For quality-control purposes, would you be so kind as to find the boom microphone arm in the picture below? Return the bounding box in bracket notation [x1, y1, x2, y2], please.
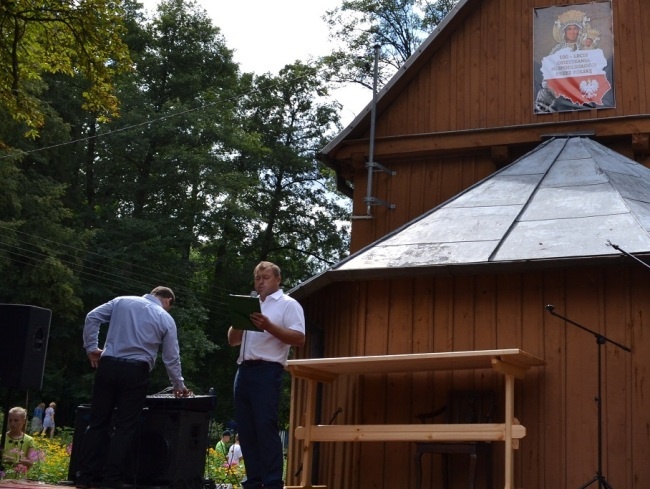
[545, 304, 630, 352]
[606, 240, 650, 272]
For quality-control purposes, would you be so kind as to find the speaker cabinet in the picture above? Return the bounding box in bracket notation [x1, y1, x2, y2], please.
[69, 405, 210, 489]
[128, 408, 210, 487]
[0, 304, 51, 390]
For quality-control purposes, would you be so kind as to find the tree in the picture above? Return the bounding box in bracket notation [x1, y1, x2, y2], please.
[74, 0, 247, 384]
[322, 0, 459, 90]
[0, 0, 353, 427]
[0, 0, 132, 137]
[0, 107, 91, 424]
[238, 61, 351, 283]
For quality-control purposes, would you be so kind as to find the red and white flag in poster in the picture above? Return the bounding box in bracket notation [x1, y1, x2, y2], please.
[542, 49, 611, 105]
[533, 3, 614, 113]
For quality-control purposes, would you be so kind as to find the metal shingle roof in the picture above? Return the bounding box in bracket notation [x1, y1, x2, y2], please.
[292, 137, 650, 297]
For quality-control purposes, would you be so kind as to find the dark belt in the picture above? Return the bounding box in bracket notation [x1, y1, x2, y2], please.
[240, 359, 280, 367]
[102, 356, 149, 369]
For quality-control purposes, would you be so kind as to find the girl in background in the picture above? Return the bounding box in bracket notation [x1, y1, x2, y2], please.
[41, 402, 56, 438]
[31, 402, 45, 434]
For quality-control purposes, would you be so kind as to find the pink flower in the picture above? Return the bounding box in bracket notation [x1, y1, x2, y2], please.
[29, 449, 46, 462]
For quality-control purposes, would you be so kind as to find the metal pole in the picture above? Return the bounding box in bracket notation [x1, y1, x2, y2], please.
[365, 44, 380, 216]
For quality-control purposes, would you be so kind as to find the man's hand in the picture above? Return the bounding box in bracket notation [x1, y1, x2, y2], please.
[174, 386, 192, 398]
[87, 349, 103, 369]
[249, 312, 271, 331]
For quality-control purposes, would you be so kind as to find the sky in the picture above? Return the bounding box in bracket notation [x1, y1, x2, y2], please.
[140, 0, 370, 126]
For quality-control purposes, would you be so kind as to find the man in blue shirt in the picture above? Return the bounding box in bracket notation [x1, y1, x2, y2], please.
[75, 286, 190, 489]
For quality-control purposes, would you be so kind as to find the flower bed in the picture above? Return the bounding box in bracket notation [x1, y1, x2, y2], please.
[1, 433, 247, 488]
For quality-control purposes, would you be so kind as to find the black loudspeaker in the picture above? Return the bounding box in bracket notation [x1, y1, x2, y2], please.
[69, 405, 210, 489]
[0, 304, 51, 390]
[68, 405, 92, 481]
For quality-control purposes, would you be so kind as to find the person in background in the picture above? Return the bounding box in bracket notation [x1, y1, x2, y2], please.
[3, 406, 37, 470]
[31, 403, 45, 434]
[226, 434, 243, 467]
[215, 430, 232, 459]
[227, 261, 306, 489]
[40, 402, 56, 438]
[75, 286, 190, 489]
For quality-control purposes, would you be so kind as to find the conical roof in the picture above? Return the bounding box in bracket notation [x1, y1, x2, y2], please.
[293, 137, 650, 297]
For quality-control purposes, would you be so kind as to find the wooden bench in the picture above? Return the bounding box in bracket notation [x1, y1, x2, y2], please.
[294, 422, 525, 443]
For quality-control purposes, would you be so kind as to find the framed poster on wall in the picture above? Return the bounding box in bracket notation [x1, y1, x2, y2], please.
[533, 2, 614, 114]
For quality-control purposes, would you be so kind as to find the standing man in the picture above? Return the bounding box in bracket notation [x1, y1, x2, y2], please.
[228, 262, 305, 489]
[75, 286, 190, 489]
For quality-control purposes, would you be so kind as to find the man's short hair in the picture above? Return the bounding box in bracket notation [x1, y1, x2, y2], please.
[254, 261, 281, 278]
[151, 286, 175, 303]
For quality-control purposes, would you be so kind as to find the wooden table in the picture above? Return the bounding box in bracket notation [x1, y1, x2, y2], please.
[285, 349, 545, 489]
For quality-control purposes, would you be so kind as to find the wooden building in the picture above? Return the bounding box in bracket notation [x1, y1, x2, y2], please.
[284, 0, 650, 488]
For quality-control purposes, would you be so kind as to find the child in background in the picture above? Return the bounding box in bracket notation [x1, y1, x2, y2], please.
[41, 402, 56, 438]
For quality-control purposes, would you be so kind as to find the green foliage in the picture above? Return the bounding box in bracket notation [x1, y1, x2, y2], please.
[237, 61, 350, 281]
[322, 0, 459, 90]
[0, 0, 351, 430]
[205, 447, 246, 487]
[0, 0, 133, 136]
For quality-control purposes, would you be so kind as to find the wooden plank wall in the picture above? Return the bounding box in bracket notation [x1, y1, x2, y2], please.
[286, 265, 650, 489]
[376, 0, 650, 136]
[304, 0, 650, 487]
[349, 154, 498, 252]
[349, 0, 650, 252]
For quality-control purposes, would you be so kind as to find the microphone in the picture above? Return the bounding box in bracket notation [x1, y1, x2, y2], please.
[545, 304, 555, 312]
[250, 291, 259, 298]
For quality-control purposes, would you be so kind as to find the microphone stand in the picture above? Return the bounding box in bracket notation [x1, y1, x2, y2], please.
[545, 305, 631, 489]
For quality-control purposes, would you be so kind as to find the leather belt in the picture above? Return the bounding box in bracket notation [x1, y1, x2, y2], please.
[241, 360, 279, 367]
[103, 356, 148, 369]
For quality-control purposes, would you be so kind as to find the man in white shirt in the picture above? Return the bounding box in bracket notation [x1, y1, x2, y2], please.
[227, 262, 305, 489]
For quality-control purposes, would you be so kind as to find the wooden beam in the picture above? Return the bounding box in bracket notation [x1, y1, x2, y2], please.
[325, 115, 650, 165]
[491, 145, 510, 167]
[632, 132, 650, 156]
[491, 358, 528, 380]
[287, 365, 338, 383]
[294, 423, 526, 443]
[285, 486, 328, 489]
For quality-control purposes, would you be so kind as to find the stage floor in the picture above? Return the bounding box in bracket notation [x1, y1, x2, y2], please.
[0, 482, 234, 489]
[0, 481, 66, 489]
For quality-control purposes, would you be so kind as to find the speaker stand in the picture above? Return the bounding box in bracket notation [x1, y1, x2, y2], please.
[0, 388, 15, 472]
